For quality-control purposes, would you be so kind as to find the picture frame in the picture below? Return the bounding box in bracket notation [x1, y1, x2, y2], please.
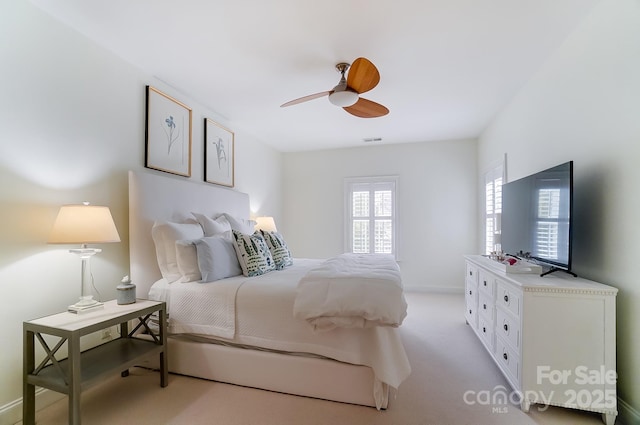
[145, 85, 192, 177]
[204, 118, 234, 187]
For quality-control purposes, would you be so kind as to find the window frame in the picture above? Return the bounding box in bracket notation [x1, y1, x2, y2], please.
[344, 176, 399, 258]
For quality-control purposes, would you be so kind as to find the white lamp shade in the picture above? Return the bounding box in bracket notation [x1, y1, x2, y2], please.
[49, 204, 121, 244]
[255, 216, 277, 233]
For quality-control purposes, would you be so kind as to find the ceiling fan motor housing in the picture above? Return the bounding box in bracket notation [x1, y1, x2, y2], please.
[329, 63, 358, 106]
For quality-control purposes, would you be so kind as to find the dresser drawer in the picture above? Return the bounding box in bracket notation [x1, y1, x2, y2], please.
[478, 316, 494, 351]
[478, 292, 494, 324]
[466, 279, 478, 300]
[496, 336, 520, 386]
[478, 269, 495, 296]
[465, 281, 478, 327]
[465, 302, 477, 327]
[466, 262, 478, 285]
[496, 307, 520, 350]
[497, 281, 521, 319]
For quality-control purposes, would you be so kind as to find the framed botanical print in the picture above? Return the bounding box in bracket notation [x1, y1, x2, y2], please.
[145, 85, 192, 177]
[204, 118, 234, 187]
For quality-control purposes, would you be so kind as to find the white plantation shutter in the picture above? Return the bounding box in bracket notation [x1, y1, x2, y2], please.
[345, 176, 398, 257]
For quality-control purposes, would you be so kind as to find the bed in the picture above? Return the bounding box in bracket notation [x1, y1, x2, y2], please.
[128, 170, 410, 409]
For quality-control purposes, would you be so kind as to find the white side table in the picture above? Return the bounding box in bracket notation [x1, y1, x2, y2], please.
[23, 299, 167, 425]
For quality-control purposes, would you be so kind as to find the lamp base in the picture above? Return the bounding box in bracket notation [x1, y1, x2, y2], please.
[68, 296, 104, 314]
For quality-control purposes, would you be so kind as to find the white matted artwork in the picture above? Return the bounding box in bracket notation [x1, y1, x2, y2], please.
[204, 118, 234, 187]
[145, 86, 192, 177]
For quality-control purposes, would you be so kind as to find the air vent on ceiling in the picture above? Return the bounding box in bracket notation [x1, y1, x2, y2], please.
[363, 137, 382, 143]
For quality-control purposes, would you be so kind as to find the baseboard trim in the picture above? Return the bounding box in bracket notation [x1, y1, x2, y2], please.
[403, 285, 464, 294]
[618, 396, 640, 425]
[0, 388, 64, 425]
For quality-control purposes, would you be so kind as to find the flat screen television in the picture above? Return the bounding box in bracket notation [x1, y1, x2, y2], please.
[501, 161, 574, 276]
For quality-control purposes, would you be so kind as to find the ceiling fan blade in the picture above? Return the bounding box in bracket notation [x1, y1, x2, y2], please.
[280, 91, 331, 107]
[343, 98, 389, 118]
[347, 57, 380, 94]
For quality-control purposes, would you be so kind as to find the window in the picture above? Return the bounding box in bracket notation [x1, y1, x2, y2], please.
[345, 176, 398, 257]
[484, 162, 504, 255]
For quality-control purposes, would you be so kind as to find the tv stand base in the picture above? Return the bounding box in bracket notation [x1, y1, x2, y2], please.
[540, 267, 577, 278]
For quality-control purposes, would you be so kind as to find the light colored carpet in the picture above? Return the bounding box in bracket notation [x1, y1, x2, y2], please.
[24, 292, 605, 425]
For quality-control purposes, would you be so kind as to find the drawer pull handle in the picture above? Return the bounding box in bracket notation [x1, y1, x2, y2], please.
[504, 294, 509, 303]
[503, 323, 509, 332]
[482, 327, 486, 333]
[483, 303, 487, 310]
[503, 352, 508, 361]
[469, 290, 472, 295]
[483, 280, 487, 287]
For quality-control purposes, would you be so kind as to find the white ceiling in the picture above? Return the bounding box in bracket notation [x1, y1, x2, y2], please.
[29, 0, 599, 152]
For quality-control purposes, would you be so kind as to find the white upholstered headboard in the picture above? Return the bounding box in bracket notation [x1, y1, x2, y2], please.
[128, 170, 250, 297]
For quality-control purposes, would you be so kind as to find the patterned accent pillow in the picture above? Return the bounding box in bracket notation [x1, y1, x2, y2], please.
[231, 230, 276, 277]
[260, 230, 293, 270]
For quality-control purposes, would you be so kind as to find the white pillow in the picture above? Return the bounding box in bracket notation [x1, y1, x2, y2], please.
[260, 230, 293, 270]
[192, 212, 232, 237]
[151, 221, 204, 282]
[194, 235, 242, 282]
[175, 239, 201, 282]
[231, 230, 276, 277]
[224, 213, 257, 234]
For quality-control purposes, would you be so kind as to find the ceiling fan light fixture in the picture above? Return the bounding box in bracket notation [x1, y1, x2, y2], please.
[328, 90, 359, 107]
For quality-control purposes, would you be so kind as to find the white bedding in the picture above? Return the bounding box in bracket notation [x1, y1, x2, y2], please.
[148, 258, 411, 407]
[293, 253, 407, 331]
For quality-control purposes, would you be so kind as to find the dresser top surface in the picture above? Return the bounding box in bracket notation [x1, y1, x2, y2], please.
[465, 255, 618, 294]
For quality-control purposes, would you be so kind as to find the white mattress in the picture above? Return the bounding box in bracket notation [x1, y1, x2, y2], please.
[148, 258, 411, 390]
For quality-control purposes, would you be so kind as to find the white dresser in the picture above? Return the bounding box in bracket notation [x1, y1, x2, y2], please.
[464, 255, 618, 425]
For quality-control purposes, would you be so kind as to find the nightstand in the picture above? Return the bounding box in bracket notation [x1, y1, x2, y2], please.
[23, 299, 167, 425]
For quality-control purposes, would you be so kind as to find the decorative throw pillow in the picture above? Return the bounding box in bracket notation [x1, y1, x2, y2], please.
[194, 235, 242, 282]
[192, 212, 232, 237]
[224, 213, 257, 234]
[231, 230, 276, 277]
[151, 221, 204, 282]
[260, 230, 293, 270]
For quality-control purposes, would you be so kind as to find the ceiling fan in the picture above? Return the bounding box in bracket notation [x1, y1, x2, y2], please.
[280, 57, 389, 118]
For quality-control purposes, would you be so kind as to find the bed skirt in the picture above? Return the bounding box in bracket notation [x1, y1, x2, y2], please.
[138, 335, 389, 409]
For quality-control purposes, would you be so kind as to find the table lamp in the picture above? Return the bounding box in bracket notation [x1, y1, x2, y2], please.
[255, 216, 277, 233]
[48, 202, 121, 313]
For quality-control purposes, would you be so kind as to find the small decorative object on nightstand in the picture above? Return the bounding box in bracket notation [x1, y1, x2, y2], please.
[117, 275, 136, 305]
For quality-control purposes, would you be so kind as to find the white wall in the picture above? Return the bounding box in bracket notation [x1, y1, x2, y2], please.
[283, 139, 477, 291]
[0, 2, 282, 421]
[478, 0, 640, 420]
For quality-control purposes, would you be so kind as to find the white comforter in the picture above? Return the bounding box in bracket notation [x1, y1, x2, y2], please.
[148, 258, 411, 408]
[293, 253, 408, 331]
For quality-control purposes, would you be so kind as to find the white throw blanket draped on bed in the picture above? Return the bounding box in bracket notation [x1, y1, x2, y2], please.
[293, 253, 408, 331]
